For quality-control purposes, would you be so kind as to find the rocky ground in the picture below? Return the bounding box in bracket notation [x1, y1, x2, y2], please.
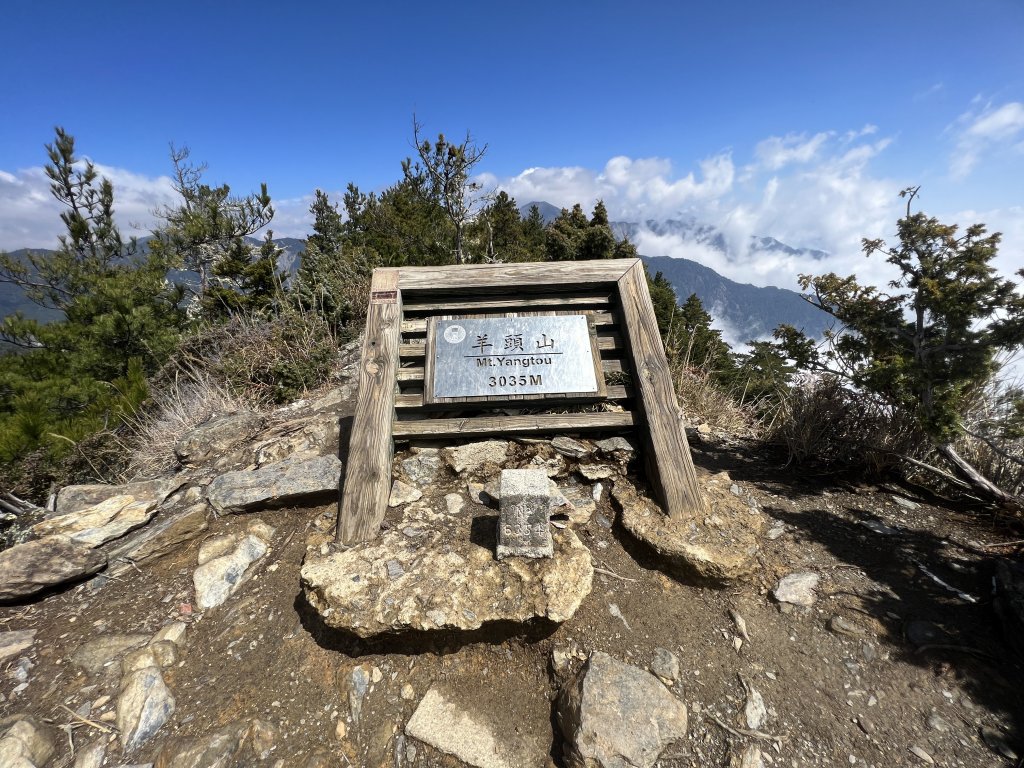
[2, 375, 1023, 768]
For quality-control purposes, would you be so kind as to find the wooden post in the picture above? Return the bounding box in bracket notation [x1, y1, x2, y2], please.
[338, 269, 402, 544]
[616, 260, 706, 519]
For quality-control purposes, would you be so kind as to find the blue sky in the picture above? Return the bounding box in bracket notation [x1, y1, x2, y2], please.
[2, 0, 1022, 293]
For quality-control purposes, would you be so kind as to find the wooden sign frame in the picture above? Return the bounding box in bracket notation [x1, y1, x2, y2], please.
[338, 258, 704, 545]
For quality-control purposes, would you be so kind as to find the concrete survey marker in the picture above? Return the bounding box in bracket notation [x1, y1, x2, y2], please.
[497, 469, 553, 559]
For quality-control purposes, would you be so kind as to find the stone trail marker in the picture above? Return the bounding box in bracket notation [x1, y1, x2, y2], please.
[497, 469, 553, 559]
[339, 259, 705, 545]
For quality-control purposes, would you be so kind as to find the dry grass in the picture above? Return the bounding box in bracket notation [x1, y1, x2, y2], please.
[671, 362, 760, 437]
[124, 369, 259, 478]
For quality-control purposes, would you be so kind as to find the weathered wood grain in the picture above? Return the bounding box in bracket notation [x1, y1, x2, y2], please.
[401, 310, 615, 334]
[397, 260, 633, 293]
[338, 269, 402, 544]
[616, 260, 705, 519]
[392, 411, 635, 439]
[402, 294, 612, 315]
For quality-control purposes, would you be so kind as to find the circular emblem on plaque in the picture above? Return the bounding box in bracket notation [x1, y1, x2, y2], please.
[443, 324, 466, 344]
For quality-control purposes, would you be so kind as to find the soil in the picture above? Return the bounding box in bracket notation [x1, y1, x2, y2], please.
[2, 434, 1023, 767]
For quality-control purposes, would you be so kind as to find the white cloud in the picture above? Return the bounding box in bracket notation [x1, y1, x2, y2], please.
[753, 132, 831, 171]
[950, 101, 1024, 179]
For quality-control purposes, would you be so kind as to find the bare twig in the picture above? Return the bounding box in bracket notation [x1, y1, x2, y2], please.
[58, 703, 116, 734]
[593, 566, 637, 583]
[707, 713, 785, 744]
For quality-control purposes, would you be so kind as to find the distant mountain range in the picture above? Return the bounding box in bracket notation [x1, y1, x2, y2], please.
[520, 202, 831, 343]
[2, 212, 831, 347]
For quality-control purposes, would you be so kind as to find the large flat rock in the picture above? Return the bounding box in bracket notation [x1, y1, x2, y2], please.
[615, 472, 764, 583]
[31, 495, 159, 547]
[206, 454, 342, 514]
[0, 536, 107, 602]
[301, 500, 593, 638]
[54, 478, 180, 518]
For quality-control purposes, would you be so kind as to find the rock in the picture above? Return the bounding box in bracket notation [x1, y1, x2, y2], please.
[388, 480, 422, 507]
[766, 523, 785, 540]
[0, 630, 36, 664]
[743, 682, 767, 730]
[857, 715, 876, 735]
[247, 519, 276, 543]
[206, 454, 342, 514]
[197, 534, 239, 565]
[892, 495, 920, 510]
[497, 469, 552, 559]
[828, 615, 869, 637]
[406, 687, 522, 768]
[442, 440, 509, 475]
[772, 572, 820, 607]
[729, 746, 765, 768]
[74, 739, 106, 768]
[174, 411, 265, 467]
[347, 665, 371, 725]
[253, 418, 340, 466]
[615, 474, 764, 583]
[334, 719, 347, 740]
[445, 493, 465, 515]
[107, 505, 209, 566]
[193, 534, 269, 609]
[650, 648, 680, 685]
[0, 536, 107, 601]
[401, 449, 444, 487]
[595, 437, 635, 457]
[301, 500, 593, 638]
[557, 652, 687, 768]
[401, 684, 415, 700]
[926, 713, 951, 732]
[32, 495, 159, 547]
[980, 726, 1020, 760]
[909, 745, 934, 764]
[153, 721, 250, 768]
[578, 464, 615, 481]
[118, 666, 176, 752]
[55, 479, 181, 518]
[124, 641, 177, 672]
[152, 622, 187, 647]
[0, 718, 55, 768]
[559, 484, 596, 525]
[551, 436, 592, 459]
[73, 634, 151, 676]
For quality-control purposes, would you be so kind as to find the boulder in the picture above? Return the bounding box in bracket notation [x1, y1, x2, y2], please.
[54, 478, 180, 518]
[206, 454, 342, 514]
[0, 536, 107, 601]
[0, 718, 56, 768]
[153, 722, 249, 768]
[615, 472, 764, 583]
[557, 652, 688, 768]
[551, 436, 592, 459]
[442, 440, 509, 475]
[252, 417, 340, 466]
[406, 688, 529, 768]
[73, 739, 106, 768]
[117, 666, 176, 752]
[388, 480, 422, 507]
[301, 500, 593, 638]
[193, 534, 269, 610]
[32, 495, 159, 547]
[107, 504, 209, 566]
[174, 411, 265, 467]
[401, 448, 445, 487]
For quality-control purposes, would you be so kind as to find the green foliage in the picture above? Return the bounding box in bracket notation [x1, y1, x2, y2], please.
[782, 188, 1024, 443]
[152, 145, 273, 313]
[0, 128, 184, 463]
[544, 202, 620, 261]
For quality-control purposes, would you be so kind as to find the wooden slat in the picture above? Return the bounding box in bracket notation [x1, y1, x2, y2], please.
[392, 411, 635, 439]
[338, 269, 402, 545]
[396, 358, 625, 383]
[399, 332, 623, 359]
[401, 310, 615, 334]
[616, 261, 705, 519]
[402, 294, 612, 315]
[397, 260, 634, 293]
[394, 384, 631, 409]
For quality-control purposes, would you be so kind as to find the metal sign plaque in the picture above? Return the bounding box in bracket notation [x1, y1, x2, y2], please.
[427, 315, 602, 401]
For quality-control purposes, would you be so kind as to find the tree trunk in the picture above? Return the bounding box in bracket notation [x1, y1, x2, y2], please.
[937, 442, 1022, 508]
